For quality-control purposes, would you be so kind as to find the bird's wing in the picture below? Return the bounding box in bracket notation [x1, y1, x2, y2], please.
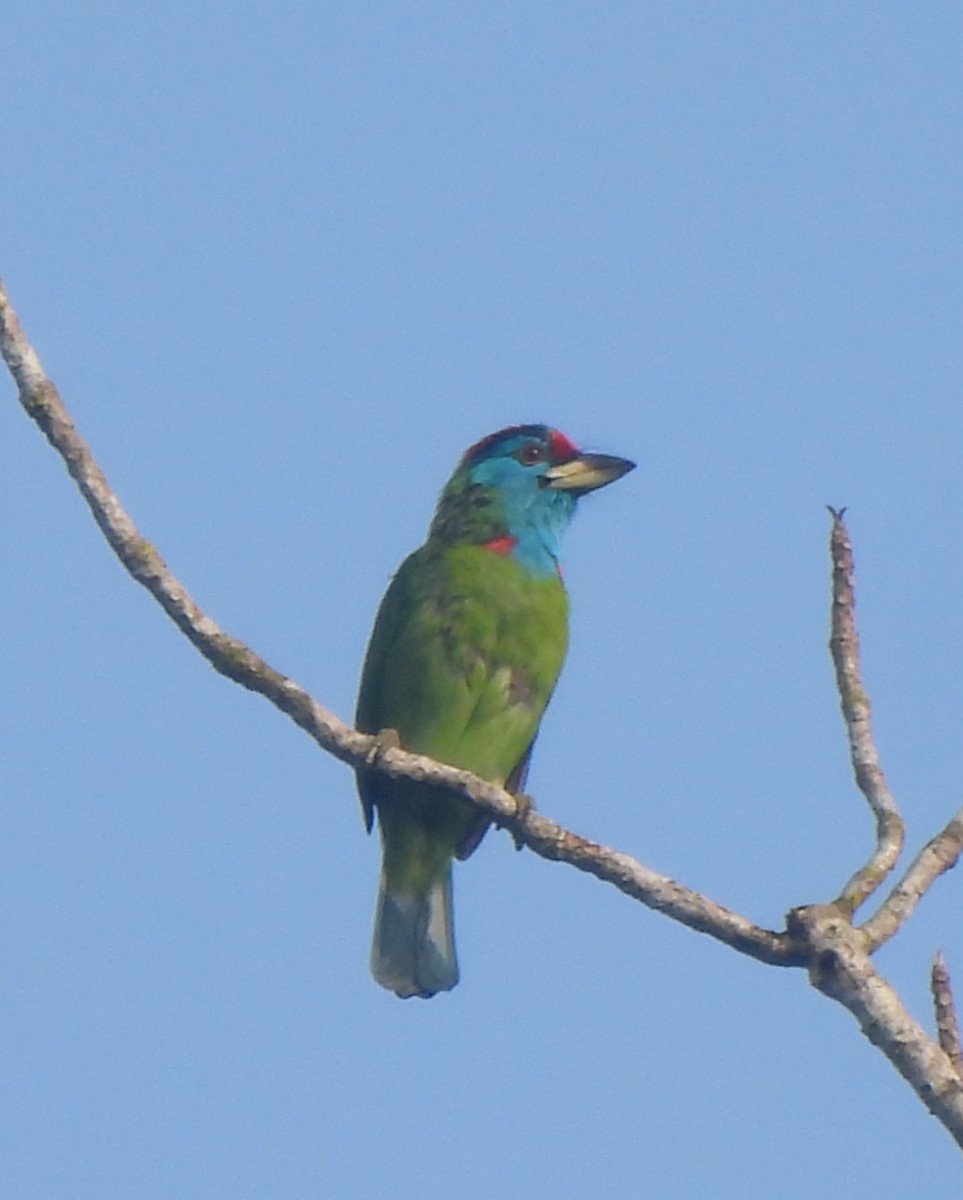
[454, 735, 535, 860]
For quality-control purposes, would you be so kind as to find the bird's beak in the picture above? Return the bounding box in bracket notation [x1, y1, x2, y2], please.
[542, 452, 636, 494]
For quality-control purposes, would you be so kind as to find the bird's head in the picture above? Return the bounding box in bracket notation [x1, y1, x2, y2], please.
[429, 424, 635, 576]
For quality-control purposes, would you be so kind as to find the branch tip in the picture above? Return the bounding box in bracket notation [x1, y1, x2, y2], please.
[826, 502, 903, 913]
[931, 952, 963, 1077]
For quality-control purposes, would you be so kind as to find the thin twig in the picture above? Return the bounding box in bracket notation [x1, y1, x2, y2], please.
[0, 276, 799, 969]
[826, 508, 904, 914]
[932, 952, 963, 1077]
[861, 810, 963, 949]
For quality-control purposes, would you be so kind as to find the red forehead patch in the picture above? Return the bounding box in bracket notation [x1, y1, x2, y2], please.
[459, 424, 581, 468]
[548, 429, 579, 463]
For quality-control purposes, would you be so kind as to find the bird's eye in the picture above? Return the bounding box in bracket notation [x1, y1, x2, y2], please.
[516, 443, 544, 466]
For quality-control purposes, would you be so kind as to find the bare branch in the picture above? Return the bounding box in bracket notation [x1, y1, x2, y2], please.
[826, 508, 904, 914]
[505, 809, 799, 965]
[13, 276, 963, 1151]
[788, 905, 963, 1148]
[0, 276, 798, 970]
[932, 953, 963, 1077]
[861, 810, 963, 949]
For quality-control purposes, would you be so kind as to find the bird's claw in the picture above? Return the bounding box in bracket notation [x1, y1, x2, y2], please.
[510, 792, 535, 850]
[367, 727, 401, 765]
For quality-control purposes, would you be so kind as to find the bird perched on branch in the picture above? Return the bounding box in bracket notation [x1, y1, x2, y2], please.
[356, 424, 634, 998]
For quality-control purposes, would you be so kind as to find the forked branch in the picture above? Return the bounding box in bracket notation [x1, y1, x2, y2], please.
[4, 276, 963, 1149]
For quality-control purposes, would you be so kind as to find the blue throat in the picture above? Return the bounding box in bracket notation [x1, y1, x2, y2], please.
[468, 456, 577, 579]
[506, 489, 576, 577]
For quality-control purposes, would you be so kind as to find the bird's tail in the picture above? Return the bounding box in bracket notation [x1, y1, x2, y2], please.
[370, 867, 459, 999]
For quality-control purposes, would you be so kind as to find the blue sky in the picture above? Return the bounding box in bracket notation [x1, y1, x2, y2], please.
[3, 4, 963, 1196]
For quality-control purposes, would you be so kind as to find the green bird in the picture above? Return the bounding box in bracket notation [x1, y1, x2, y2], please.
[356, 424, 634, 998]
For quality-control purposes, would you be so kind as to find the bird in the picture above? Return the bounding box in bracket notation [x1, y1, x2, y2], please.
[355, 424, 634, 998]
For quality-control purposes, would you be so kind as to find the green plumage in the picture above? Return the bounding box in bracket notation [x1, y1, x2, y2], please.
[358, 543, 568, 802]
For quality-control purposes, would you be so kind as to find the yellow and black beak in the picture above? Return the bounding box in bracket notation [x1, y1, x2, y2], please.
[542, 452, 636, 495]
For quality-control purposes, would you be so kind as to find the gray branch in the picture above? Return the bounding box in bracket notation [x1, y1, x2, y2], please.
[4, 276, 962, 1152]
[0, 276, 794, 969]
[932, 953, 963, 1077]
[789, 906, 963, 1147]
[862, 810, 963, 950]
[825, 508, 904, 914]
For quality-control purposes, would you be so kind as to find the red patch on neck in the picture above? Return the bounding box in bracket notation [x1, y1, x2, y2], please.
[481, 535, 517, 556]
[548, 429, 579, 463]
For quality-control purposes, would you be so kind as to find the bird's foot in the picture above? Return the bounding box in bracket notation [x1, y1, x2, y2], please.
[509, 792, 535, 850]
[367, 727, 402, 765]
